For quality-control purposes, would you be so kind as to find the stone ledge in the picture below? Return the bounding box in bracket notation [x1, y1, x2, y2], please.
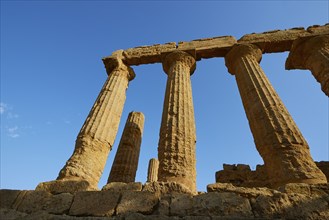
[1, 183, 328, 219]
[102, 24, 329, 66]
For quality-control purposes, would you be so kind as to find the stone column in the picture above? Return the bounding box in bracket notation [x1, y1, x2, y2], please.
[107, 112, 145, 183]
[225, 44, 327, 187]
[36, 53, 135, 193]
[286, 35, 329, 97]
[158, 50, 197, 192]
[147, 158, 159, 182]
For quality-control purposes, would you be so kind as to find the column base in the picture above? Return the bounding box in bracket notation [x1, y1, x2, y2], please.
[35, 179, 98, 194]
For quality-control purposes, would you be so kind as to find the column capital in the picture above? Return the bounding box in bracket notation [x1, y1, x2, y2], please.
[225, 44, 262, 75]
[162, 50, 196, 76]
[286, 35, 329, 70]
[103, 55, 135, 81]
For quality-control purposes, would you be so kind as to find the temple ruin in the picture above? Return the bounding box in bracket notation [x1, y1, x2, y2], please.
[1, 24, 329, 220]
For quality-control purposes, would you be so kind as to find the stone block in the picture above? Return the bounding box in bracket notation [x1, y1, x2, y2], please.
[278, 183, 311, 195]
[0, 208, 27, 219]
[187, 192, 253, 217]
[153, 194, 170, 215]
[170, 194, 193, 216]
[236, 164, 251, 171]
[307, 24, 329, 34]
[238, 28, 310, 53]
[44, 193, 73, 214]
[123, 43, 177, 65]
[36, 179, 97, 194]
[207, 183, 275, 198]
[142, 182, 194, 194]
[251, 193, 291, 219]
[0, 189, 23, 209]
[116, 191, 159, 215]
[178, 36, 237, 59]
[102, 182, 142, 192]
[16, 190, 53, 214]
[222, 164, 234, 171]
[69, 191, 121, 217]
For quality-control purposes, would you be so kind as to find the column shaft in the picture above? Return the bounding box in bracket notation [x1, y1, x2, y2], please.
[107, 112, 145, 183]
[225, 44, 327, 187]
[286, 35, 329, 97]
[57, 58, 135, 188]
[147, 158, 159, 182]
[158, 51, 197, 192]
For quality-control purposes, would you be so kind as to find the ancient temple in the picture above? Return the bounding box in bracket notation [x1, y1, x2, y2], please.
[2, 24, 328, 220]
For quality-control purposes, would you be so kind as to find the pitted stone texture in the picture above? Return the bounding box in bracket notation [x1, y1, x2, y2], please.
[187, 192, 253, 217]
[252, 193, 329, 219]
[238, 24, 329, 53]
[177, 36, 237, 59]
[69, 191, 121, 217]
[53, 58, 135, 191]
[102, 182, 142, 192]
[107, 112, 144, 183]
[216, 164, 270, 188]
[36, 179, 96, 194]
[316, 161, 329, 180]
[225, 44, 327, 187]
[44, 193, 73, 214]
[122, 42, 177, 65]
[147, 158, 159, 182]
[116, 191, 159, 215]
[12, 190, 72, 215]
[158, 51, 197, 193]
[0, 208, 27, 220]
[0, 190, 22, 209]
[170, 194, 193, 216]
[207, 183, 276, 198]
[286, 35, 329, 96]
[142, 182, 194, 195]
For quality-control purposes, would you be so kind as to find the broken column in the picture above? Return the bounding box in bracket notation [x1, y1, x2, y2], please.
[158, 50, 197, 193]
[107, 112, 145, 183]
[36, 51, 135, 193]
[225, 44, 327, 187]
[286, 35, 329, 97]
[147, 158, 159, 182]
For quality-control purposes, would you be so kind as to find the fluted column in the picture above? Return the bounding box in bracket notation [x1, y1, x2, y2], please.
[36, 54, 135, 193]
[286, 35, 329, 97]
[225, 44, 327, 187]
[158, 50, 197, 192]
[147, 158, 159, 182]
[107, 112, 145, 183]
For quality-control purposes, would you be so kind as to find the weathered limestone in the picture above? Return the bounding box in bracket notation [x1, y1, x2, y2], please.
[177, 36, 237, 59]
[37, 52, 135, 193]
[225, 44, 327, 187]
[286, 35, 329, 96]
[107, 112, 145, 183]
[2, 185, 329, 219]
[158, 50, 197, 193]
[238, 24, 329, 53]
[147, 158, 159, 182]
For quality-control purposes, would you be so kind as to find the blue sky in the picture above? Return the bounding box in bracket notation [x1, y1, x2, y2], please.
[1, 1, 328, 191]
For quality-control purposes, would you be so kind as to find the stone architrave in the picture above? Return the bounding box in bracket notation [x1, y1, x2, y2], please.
[225, 44, 327, 187]
[286, 35, 329, 97]
[107, 112, 145, 183]
[37, 53, 135, 193]
[147, 158, 159, 182]
[158, 50, 197, 192]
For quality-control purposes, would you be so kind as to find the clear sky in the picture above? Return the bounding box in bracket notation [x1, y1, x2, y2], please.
[1, 1, 328, 192]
